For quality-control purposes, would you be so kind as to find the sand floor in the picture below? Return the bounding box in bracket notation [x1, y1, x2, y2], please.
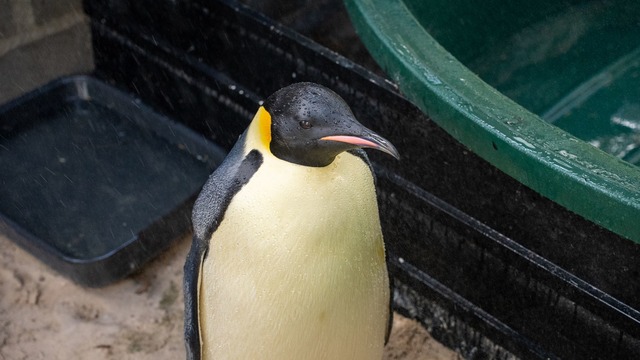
[0, 233, 460, 359]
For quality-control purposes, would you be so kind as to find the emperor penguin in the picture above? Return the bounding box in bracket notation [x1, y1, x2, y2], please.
[184, 82, 399, 360]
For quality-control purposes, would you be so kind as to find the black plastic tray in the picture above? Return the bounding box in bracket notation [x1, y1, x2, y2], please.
[0, 75, 225, 287]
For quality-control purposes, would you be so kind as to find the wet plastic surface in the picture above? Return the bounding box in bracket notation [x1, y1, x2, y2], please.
[549, 49, 640, 165]
[425, 1, 640, 166]
[0, 76, 225, 286]
[345, 0, 640, 245]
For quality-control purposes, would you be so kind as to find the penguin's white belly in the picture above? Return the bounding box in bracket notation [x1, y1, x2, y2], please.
[199, 152, 389, 360]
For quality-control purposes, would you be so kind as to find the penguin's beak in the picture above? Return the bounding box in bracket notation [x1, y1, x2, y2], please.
[320, 131, 400, 160]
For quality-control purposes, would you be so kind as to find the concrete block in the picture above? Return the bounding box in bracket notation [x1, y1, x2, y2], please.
[31, 0, 82, 26]
[0, 20, 94, 103]
[0, 0, 16, 38]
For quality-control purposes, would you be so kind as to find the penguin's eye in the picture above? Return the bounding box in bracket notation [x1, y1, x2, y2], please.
[299, 120, 313, 129]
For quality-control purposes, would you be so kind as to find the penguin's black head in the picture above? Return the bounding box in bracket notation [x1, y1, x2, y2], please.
[262, 82, 399, 167]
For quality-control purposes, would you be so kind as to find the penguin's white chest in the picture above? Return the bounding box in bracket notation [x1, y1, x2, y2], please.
[199, 152, 389, 360]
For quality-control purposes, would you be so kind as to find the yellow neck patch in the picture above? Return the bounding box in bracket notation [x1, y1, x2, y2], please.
[253, 106, 272, 151]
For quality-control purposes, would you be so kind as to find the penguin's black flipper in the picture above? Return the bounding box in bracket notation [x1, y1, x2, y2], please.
[184, 133, 263, 360]
[184, 238, 205, 360]
[385, 276, 394, 344]
[347, 149, 394, 344]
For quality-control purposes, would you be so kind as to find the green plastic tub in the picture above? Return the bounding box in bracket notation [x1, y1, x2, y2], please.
[345, 0, 640, 243]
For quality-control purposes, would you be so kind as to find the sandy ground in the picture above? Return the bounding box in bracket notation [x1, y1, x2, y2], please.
[0, 233, 460, 360]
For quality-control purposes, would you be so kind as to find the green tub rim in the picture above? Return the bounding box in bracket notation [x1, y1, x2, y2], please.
[345, 0, 640, 244]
